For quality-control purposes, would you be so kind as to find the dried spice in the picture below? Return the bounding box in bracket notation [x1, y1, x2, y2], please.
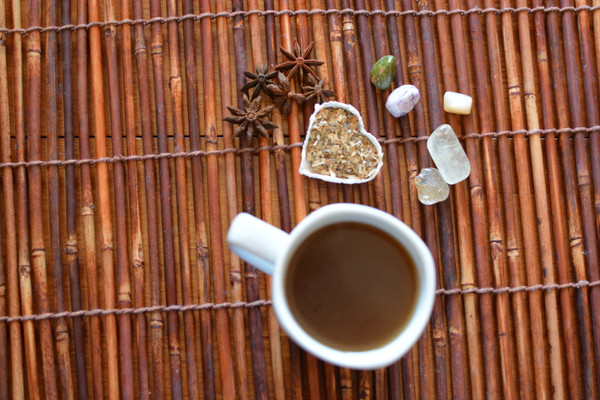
[241, 64, 278, 100]
[276, 40, 324, 85]
[303, 106, 381, 181]
[223, 94, 278, 140]
[267, 72, 305, 115]
[303, 76, 335, 104]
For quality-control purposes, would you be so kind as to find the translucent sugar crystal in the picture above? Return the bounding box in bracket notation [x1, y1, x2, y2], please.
[427, 124, 471, 184]
[415, 168, 450, 205]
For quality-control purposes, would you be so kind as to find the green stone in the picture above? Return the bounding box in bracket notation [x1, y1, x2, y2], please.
[370, 55, 396, 90]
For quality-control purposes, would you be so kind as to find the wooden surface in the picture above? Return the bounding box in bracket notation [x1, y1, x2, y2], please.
[0, 0, 599, 399]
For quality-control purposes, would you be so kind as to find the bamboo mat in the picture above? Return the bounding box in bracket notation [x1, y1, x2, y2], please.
[0, 0, 598, 398]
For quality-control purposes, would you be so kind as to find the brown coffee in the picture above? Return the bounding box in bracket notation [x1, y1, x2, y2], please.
[286, 222, 418, 351]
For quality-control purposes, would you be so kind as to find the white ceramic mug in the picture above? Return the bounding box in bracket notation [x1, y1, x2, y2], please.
[227, 203, 435, 369]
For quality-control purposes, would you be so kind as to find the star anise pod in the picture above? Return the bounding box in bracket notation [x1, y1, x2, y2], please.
[275, 40, 324, 85]
[241, 64, 279, 100]
[267, 72, 306, 115]
[223, 94, 278, 140]
[302, 76, 335, 104]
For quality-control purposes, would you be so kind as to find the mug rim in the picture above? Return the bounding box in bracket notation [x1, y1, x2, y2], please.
[271, 203, 436, 369]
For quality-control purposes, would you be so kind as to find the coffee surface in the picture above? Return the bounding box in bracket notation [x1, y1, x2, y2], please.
[286, 222, 418, 351]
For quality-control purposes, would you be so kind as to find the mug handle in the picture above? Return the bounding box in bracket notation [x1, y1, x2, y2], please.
[227, 213, 290, 276]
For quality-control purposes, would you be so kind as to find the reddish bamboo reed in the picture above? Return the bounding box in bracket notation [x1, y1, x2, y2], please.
[119, 0, 150, 397]
[476, 1, 537, 397]
[26, 0, 59, 398]
[101, 1, 135, 398]
[313, 0, 347, 396]
[182, 1, 218, 398]
[245, 2, 286, 398]
[291, 0, 327, 397]
[446, 0, 518, 398]
[572, 0, 600, 243]
[356, 0, 408, 396]
[428, 1, 503, 398]
[410, 1, 484, 398]
[548, 2, 598, 398]
[45, 0, 75, 396]
[399, 0, 469, 398]
[0, 227, 6, 398]
[61, 0, 89, 397]
[561, 0, 600, 382]
[382, 2, 433, 397]
[264, 0, 293, 233]
[131, 1, 166, 396]
[199, 0, 239, 398]
[0, 1, 25, 398]
[498, 3, 556, 397]
[147, 1, 184, 397]
[215, 1, 250, 398]
[533, 2, 583, 397]
[88, 0, 121, 397]
[164, 1, 202, 398]
[231, 1, 265, 397]
[260, 1, 305, 398]
[308, 0, 344, 206]
[342, 2, 386, 396]
[76, 0, 105, 397]
[279, 0, 308, 222]
[511, 2, 568, 397]
[331, 1, 368, 394]
[230, 1, 271, 397]
[546, 3, 598, 393]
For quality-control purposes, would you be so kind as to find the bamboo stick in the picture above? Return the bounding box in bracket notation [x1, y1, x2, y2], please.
[131, 1, 166, 396]
[0, 0, 25, 397]
[382, 2, 434, 397]
[315, 0, 350, 395]
[215, 1, 249, 398]
[229, 0, 270, 395]
[476, 1, 537, 397]
[411, 1, 485, 398]
[279, 0, 308, 222]
[356, 0, 413, 396]
[448, 0, 518, 398]
[87, 0, 121, 397]
[290, 0, 327, 397]
[182, 1, 218, 398]
[45, 0, 75, 396]
[350, 3, 390, 394]
[573, 0, 600, 242]
[101, 1, 135, 398]
[430, 1, 505, 399]
[147, 1, 184, 397]
[592, 1, 600, 235]
[244, 1, 286, 398]
[61, 0, 89, 397]
[399, 0, 470, 398]
[230, 1, 265, 397]
[200, 0, 239, 398]
[163, 1, 202, 398]
[119, 0, 150, 397]
[533, 2, 583, 397]
[264, 0, 293, 232]
[545, 5, 597, 392]
[566, 0, 600, 380]
[512, 2, 569, 397]
[0, 184, 7, 400]
[26, 0, 59, 397]
[497, 1, 554, 398]
[76, 0, 105, 397]
[260, 1, 305, 398]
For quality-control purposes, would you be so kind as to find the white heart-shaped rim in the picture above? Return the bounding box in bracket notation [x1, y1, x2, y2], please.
[299, 101, 384, 184]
